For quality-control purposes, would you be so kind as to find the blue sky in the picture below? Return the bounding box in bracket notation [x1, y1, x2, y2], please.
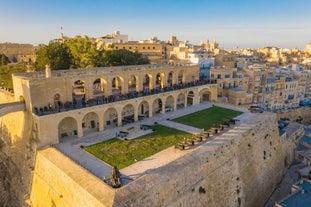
[1, 0, 311, 49]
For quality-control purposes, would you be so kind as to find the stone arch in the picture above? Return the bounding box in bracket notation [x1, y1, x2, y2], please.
[72, 79, 86, 101]
[155, 72, 165, 89]
[82, 112, 99, 134]
[93, 78, 107, 97]
[128, 75, 138, 93]
[58, 117, 78, 140]
[122, 103, 135, 125]
[112, 76, 124, 95]
[138, 100, 149, 118]
[143, 74, 153, 90]
[104, 107, 118, 128]
[165, 95, 174, 112]
[152, 98, 163, 114]
[167, 71, 174, 86]
[178, 70, 185, 84]
[176, 92, 185, 109]
[199, 88, 211, 103]
[187, 91, 195, 106]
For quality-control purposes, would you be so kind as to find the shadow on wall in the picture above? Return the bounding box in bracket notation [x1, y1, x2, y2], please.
[0, 111, 35, 207]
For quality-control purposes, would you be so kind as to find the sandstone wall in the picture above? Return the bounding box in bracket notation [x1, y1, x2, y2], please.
[0, 110, 35, 207]
[27, 112, 296, 207]
[0, 91, 35, 207]
[113, 113, 290, 207]
[277, 107, 311, 125]
[30, 148, 115, 207]
[0, 90, 15, 103]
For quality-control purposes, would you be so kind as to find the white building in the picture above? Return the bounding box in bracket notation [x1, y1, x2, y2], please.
[96, 31, 128, 49]
[188, 52, 215, 69]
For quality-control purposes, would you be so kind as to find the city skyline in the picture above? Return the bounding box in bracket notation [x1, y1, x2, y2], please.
[1, 0, 311, 49]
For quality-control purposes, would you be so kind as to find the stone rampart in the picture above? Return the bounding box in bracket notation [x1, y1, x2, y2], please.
[276, 107, 311, 125]
[0, 110, 34, 207]
[112, 113, 289, 207]
[29, 112, 294, 207]
[30, 148, 115, 207]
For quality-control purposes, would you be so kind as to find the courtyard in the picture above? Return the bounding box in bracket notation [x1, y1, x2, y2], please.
[84, 124, 193, 169]
[54, 102, 248, 184]
[84, 105, 242, 169]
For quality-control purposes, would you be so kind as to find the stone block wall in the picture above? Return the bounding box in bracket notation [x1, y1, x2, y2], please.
[30, 148, 115, 207]
[277, 107, 311, 125]
[113, 113, 291, 207]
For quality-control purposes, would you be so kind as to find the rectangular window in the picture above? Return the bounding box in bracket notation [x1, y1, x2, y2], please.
[225, 74, 230, 78]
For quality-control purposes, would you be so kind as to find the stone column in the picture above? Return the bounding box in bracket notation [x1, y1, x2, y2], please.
[149, 104, 153, 118]
[98, 118, 104, 131]
[184, 93, 188, 108]
[118, 112, 122, 127]
[77, 124, 83, 138]
[106, 79, 112, 96]
[134, 107, 138, 122]
[173, 100, 177, 111]
[123, 76, 129, 94]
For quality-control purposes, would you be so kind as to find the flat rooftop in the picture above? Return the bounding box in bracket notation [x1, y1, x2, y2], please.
[301, 135, 311, 146]
[278, 179, 311, 207]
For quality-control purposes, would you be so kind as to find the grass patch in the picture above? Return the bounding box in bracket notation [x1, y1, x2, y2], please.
[172, 106, 243, 129]
[84, 124, 192, 169]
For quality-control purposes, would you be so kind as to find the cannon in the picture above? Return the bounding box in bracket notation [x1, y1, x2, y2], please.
[110, 166, 122, 188]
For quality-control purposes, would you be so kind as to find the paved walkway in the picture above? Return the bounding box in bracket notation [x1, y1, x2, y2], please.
[54, 102, 248, 184]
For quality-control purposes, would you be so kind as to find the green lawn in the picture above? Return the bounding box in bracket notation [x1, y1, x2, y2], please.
[84, 124, 193, 169]
[172, 106, 243, 130]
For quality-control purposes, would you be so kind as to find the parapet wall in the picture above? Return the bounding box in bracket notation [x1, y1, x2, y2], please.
[30, 148, 115, 207]
[277, 107, 311, 125]
[29, 112, 294, 207]
[113, 113, 290, 207]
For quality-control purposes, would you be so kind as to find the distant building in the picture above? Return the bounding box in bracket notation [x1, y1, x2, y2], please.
[187, 52, 215, 69]
[275, 179, 311, 207]
[95, 31, 128, 49]
[105, 41, 167, 62]
[305, 41, 311, 54]
[0, 43, 37, 63]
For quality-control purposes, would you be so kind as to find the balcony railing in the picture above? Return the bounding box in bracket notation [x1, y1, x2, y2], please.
[33, 79, 217, 116]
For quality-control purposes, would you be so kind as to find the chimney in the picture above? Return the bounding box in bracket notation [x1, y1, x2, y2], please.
[45, 64, 51, 78]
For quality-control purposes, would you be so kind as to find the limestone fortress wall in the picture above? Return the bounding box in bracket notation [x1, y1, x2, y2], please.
[29, 113, 296, 207]
[0, 91, 35, 207]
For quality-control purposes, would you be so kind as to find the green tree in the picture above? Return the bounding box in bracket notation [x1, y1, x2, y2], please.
[0, 62, 28, 89]
[64, 36, 103, 68]
[0, 54, 10, 66]
[103, 49, 149, 66]
[36, 41, 71, 70]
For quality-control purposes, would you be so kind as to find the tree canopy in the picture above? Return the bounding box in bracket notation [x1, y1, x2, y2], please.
[0, 54, 10, 66]
[0, 62, 30, 89]
[36, 42, 71, 70]
[64, 36, 104, 68]
[103, 49, 149, 66]
[35, 36, 149, 70]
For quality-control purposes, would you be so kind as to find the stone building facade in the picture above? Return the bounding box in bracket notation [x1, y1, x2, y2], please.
[12, 63, 217, 148]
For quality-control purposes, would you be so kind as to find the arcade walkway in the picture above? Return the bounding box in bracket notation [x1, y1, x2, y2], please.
[54, 102, 248, 185]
